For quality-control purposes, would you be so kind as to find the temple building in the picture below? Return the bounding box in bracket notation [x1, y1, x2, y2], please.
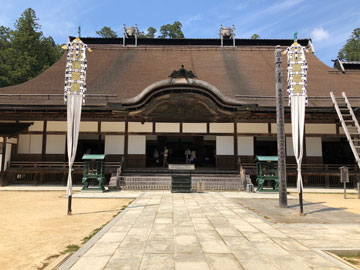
[0, 36, 359, 187]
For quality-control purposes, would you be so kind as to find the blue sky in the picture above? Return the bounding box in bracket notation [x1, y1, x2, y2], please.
[1, 0, 359, 67]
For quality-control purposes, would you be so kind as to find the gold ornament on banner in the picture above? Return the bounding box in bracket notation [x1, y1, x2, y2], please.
[282, 32, 309, 105]
[62, 37, 92, 104]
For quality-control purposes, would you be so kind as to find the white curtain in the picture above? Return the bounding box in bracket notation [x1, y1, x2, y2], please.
[291, 95, 306, 193]
[66, 94, 83, 196]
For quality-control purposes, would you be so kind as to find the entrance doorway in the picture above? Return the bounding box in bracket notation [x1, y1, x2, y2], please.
[322, 138, 354, 164]
[254, 137, 277, 156]
[146, 135, 215, 167]
[74, 134, 104, 162]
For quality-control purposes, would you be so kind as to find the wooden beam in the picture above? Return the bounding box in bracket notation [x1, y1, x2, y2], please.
[234, 122, 238, 169]
[275, 45, 287, 208]
[97, 121, 101, 153]
[124, 121, 128, 168]
[41, 121, 47, 161]
[0, 137, 7, 186]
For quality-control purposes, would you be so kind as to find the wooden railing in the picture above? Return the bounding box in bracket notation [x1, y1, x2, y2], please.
[4, 161, 360, 187]
[7, 161, 121, 172]
[241, 163, 359, 175]
[5, 161, 121, 186]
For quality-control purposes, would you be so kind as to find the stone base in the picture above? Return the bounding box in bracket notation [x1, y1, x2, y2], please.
[81, 188, 107, 193]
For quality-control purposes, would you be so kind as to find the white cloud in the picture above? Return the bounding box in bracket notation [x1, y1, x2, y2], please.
[261, 0, 304, 16]
[182, 14, 203, 27]
[311, 27, 329, 42]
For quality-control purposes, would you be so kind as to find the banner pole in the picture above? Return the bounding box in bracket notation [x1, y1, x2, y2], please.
[299, 188, 304, 215]
[67, 194, 72, 215]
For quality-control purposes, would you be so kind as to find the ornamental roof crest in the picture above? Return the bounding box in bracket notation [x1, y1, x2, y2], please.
[169, 65, 197, 79]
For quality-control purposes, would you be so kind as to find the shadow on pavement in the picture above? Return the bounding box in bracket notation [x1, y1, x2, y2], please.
[232, 198, 360, 224]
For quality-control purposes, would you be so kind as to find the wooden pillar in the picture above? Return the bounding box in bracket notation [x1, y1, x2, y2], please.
[234, 122, 238, 169]
[41, 121, 47, 161]
[124, 121, 129, 168]
[275, 45, 287, 208]
[324, 165, 330, 188]
[0, 137, 7, 186]
[97, 121, 101, 153]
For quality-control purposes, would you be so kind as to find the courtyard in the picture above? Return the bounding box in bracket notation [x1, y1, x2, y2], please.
[0, 191, 132, 270]
[54, 191, 360, 270]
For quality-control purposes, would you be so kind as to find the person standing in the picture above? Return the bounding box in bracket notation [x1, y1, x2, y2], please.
[191, 149, 196, 165]
[185, 148, 191, 164]
[163, 146, 169, 167]
[153, 148, 159, 166]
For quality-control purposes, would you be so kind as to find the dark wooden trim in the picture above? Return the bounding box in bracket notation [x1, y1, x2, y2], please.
[303, 133, 307, 164]
[98, 121, 101, 153]
[152, 122, 155, 134]
[1, 137, 6, 173]
[207, 123, 210, 134]
[127, 154, 146, 168]
[180, 122, 183, 134]
[0, 137, 7, 186]
[41, 121, 47, 161]
[17, 130, 348, 138]
[216, 155, 236, 169]
[234, 122, 238, 169]
[268, 123, 271, 134]
[124, 121, 128, 168]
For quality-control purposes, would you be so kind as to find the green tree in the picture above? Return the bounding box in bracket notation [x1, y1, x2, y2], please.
[0, 26, 14, 86]
[251, 34, 260, 39]
[138, 27, 157, 38]
[146, 27, 157, 38]
[0, 8, 62, 87]
[96, 26, 118, 38]
[338, 28, 360, 61]
[159, 21, 184, 39]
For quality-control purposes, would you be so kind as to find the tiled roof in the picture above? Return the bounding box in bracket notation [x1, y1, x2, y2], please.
[0, 38, 359, 108]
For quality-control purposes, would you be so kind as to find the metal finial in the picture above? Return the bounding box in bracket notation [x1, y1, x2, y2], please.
[294, 32, 298, 43]
[78, 26, 81, 38]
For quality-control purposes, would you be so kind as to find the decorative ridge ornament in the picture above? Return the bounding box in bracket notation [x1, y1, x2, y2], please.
[169, 65, 197, 79]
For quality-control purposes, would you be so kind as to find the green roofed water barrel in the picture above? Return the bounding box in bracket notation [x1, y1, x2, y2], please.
[255, 156, 279, 192]
[82, 154, 106, 191]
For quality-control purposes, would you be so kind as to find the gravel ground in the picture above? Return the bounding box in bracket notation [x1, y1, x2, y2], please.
[0, 191, 132, 270]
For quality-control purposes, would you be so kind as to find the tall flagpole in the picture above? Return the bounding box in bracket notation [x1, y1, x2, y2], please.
[62, 36, 91, 215]
[275, 45, 287, 208]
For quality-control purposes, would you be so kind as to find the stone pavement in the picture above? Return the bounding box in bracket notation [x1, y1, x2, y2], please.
[59, 192, 360, 270]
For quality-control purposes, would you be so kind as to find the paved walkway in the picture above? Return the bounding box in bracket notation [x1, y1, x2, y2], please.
[59, 192, 360, 270]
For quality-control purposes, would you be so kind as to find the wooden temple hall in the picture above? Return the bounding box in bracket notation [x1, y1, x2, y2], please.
[1, 35, 360, 188]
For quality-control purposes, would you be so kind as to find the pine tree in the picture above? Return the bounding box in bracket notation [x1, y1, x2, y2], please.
[0, 8, 62, 87]
[96, 26, 118, 38]
[159, 21, 184, 39]
[338, 28, 360, 61]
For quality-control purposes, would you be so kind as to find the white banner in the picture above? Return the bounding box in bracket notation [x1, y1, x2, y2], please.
[63, 37, 91, 197]
[66, 94, 82, 196]
[291, 95, 306, 193]
[284, 39, 308, 193]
